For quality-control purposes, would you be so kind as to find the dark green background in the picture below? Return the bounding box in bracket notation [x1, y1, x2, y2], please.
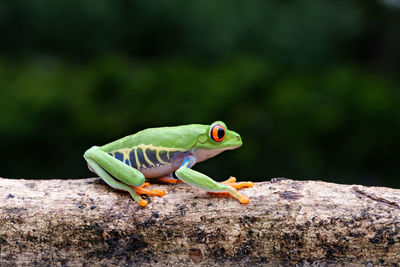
[1, 0, 399, 187]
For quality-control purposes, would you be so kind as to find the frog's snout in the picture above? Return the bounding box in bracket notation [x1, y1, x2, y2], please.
[235, 134, 243, 146]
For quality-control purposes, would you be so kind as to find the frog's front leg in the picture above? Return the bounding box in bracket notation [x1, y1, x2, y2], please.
[84, 146, 164, 207]
[175, 156, 253, 204]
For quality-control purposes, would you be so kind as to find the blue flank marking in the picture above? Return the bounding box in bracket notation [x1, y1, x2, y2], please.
[114, 152, 124, 162]
[129, 149, 137, 169]
[125, 159, 130, 165]
[136, 147, 147, 167]
[179, 156, 195, 168]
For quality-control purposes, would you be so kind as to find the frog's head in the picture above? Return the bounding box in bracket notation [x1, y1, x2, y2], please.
[192, 121, 242, 162]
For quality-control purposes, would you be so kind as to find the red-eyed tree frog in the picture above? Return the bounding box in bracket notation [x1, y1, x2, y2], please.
[84, 121, 254, 207]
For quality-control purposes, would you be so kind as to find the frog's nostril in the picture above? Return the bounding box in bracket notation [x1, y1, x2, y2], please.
[236, 135, 240, 140]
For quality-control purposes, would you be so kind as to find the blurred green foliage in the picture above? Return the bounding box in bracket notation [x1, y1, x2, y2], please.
[0, 0, 399, 186]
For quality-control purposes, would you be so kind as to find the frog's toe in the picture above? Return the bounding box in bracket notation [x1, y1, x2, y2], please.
[139, 199, 149, 207]
[221, 176, 237, 183]
[207, 191, 251, 205]
[230, 181, 254, 190]
[140, 182, 151, 188]
[221, 176, 254, 190]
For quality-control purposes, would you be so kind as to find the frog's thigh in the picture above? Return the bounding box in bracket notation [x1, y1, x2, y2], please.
[85, 157, 145, 203]
[84, 146, 145, 187]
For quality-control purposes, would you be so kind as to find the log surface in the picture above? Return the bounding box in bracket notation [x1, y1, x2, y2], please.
[0, 177, 399, 266]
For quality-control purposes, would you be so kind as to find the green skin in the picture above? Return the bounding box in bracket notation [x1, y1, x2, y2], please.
[84, 121, 245, 205]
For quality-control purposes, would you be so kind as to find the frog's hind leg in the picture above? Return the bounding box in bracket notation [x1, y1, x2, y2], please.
[85, 157, 149, 206]
[84, 146, 153, 206]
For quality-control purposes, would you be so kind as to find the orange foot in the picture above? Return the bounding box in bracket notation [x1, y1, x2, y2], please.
[207, 177, 254, 204]
[133, 182, 166, 197]
[221, 176, 254, 189]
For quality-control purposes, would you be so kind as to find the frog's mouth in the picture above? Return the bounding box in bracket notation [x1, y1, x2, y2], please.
[226, 145, 241, 150]
[191, 146, 240, 163]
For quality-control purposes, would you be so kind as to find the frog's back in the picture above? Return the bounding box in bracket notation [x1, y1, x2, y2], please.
[101, 124, 205, 152]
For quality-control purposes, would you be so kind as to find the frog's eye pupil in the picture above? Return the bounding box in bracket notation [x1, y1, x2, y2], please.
[210, 124, 226, 142]
[217, 128, 225, 140]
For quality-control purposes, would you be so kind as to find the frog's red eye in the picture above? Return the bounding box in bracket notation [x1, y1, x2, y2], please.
[210, 124, 226, 142]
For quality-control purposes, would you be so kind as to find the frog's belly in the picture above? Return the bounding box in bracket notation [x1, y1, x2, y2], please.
[139, 162, 181, 178]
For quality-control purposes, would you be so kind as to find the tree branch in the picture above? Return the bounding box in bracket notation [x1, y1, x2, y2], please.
[0, 177, 399, 265]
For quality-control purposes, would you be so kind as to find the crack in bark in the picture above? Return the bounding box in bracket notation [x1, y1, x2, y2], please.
[353, 186, 400, 210]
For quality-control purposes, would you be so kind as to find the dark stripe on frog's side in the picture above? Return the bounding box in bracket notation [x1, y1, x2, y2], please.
[158, 150, 169, 162]
[136, 147, 148, 168]
[129, 149, 138, 169]
[145, 149, 158, 166]
[114, 152, 124, 162]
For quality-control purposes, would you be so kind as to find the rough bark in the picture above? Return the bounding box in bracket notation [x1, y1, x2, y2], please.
[0, 177, 399, 266]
